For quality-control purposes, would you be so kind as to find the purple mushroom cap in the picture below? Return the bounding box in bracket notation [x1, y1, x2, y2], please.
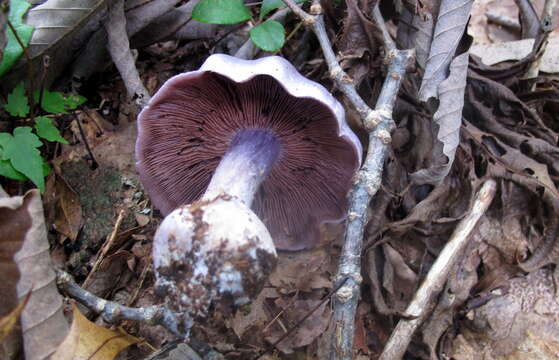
[136, 54, 362, 250]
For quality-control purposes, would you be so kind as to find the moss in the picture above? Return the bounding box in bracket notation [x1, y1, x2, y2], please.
[61, 159, 128, 248]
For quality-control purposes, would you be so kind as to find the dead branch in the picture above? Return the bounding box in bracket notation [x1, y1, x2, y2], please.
[281, 1, 414, 359]
[56, 270, 192, 337]
[104, 0, 151, 108]
[378, 179, 497, 360]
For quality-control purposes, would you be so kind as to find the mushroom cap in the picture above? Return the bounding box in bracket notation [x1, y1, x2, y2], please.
[153, 195, 277, 317]
[136, 54, 362, 250]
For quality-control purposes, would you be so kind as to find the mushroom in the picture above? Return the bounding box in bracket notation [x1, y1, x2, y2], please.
[136, 54, 362, 318]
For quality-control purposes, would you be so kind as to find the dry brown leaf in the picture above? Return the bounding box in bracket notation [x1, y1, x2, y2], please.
[53, 176, 83, 242]
[0, 292, 30, 343]
[52, 303, 140, 360]
[268, 248, 333, 293]
[232, 288, 279, 340]
[419, 0, 473, 101]
[1, 189, 69, 360]
[452, 269, 559, 360]
[134, 212, 150, 227]
[265, 297, 331, 354]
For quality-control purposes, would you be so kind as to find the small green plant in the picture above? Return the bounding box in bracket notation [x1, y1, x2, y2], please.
[0, 0, 34, 77]
[0, 82, 86, 192]
[192, 0, 307, 52]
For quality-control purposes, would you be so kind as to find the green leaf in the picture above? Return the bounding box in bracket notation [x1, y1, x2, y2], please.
[33, 89, 86, 114]
[0, 159, 27, 180]
[0, 0, 34, 77]
[4, 82, 30, 117]
[249, 20, 285, 52]
[35, 117, 68, 144]
[192, 0, 251, 24]
[0, 127, 46, 192]
[260, 0, 307, 19]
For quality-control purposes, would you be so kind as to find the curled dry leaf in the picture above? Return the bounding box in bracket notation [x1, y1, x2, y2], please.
[412, 52, 469, 185]
[51, 303, 140, 360]
[419, 0, 473, 101]
[1, 189, 69, 360]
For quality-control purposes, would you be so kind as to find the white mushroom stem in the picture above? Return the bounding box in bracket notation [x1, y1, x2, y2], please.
[203, 129, 281, 206]
[152, 129, 282, 318]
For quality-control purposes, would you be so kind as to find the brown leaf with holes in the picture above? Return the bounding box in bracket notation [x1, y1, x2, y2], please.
[52, 303, 140, 360]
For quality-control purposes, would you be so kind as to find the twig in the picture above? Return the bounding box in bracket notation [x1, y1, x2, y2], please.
[126, 262, 151, 307]
[486, 11, 521, 31]
[378, 179, 497, 360]
[104, 0, 151, 108]
[73, 112, 99, 169]
[523, 0, 557, 80]
[281, 2, 414, 359]
[82, 209, 126, 289]
[56, 270, 191, 337]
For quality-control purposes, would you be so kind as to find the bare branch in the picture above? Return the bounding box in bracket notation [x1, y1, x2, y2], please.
[104, 0, 151, 108]
[280, 2, 415, 359]
[378, 179, 497, 360]
[56, 270, 192, 337]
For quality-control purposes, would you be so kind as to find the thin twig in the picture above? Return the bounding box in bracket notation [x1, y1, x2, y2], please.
[105, 0, 151, 108]
[126, 262, 151, 307]
[37, 55, 50, 113]
[82, 209, 125, 289]
[281, 2, 414, 359]
[524, 0, 557, 80]
[378, 180, 497, 360]
[486, 11, 521, 31]
[73, 112, 99, 169]
[57, 270, 191, 337]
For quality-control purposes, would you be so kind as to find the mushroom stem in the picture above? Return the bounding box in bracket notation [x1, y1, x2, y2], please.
[203, 129, 281, 206]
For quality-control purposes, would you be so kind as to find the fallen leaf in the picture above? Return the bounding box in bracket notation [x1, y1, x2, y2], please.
[1, 189, 69, 360]
[412, 52, 469, 184]
[53, 175, 83, 242]
[268, 248, 332, 293]
[419, 0, 473, 101]
[51, 303, 140, 360]
[265, 297, 331, 354]
[470, 37, 559, 74]
[134, 212, 150, 227]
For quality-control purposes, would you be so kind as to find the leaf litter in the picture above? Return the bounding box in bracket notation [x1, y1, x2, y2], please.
[0, 0, 559, 359]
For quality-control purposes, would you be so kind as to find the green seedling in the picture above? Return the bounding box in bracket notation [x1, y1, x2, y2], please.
[192, 0, 307, 52]
[0, 82, 86, 192]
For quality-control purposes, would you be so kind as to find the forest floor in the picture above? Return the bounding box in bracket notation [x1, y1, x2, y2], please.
[1, 0, 559, 359]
